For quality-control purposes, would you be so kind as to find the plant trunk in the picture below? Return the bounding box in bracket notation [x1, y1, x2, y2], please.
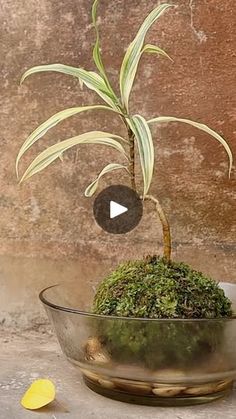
[123, 119, 171, 260]
[127, 126, 136, 190]
[144, 195, 172, 262]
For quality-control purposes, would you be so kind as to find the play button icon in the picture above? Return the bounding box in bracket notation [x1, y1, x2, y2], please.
[93, 185, 143, 234]
[110, 201, 128, 219]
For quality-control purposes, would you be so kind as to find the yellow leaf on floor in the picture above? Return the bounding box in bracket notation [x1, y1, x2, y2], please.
[21, 379, 56, 410]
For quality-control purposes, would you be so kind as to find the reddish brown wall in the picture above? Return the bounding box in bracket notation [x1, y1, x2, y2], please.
[0, 0, 235, 326]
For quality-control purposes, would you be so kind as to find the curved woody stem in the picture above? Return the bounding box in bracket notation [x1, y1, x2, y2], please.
[120, 114, 136, 190]
[127, 125, 136, 190]
[122, 116, 171, 261]
[144, 195, 172, 262]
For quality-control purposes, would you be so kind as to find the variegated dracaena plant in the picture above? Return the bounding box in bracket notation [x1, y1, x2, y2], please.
[17, 1, 233, 262]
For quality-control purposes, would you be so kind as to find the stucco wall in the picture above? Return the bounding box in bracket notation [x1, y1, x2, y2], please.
[0, 0, 235, 326]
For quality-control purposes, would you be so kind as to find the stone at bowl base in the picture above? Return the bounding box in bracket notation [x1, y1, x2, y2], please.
[83, 376, 233, 407]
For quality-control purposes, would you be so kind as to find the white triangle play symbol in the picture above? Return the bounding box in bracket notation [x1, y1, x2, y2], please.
[110, 201, 128, 219]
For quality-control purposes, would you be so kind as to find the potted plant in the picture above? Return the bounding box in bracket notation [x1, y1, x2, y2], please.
[17, 1, 236, 407]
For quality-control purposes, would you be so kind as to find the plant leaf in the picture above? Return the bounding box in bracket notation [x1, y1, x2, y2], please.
[92, 0, 105, 76]
[21, 64, 119, 111]
[127, 115, 154, 195]
[20, 131, 128, 183]
[85, 163, 129, 197]
[142, 44, 172, 61]
[92, 1, 120, 105]
[16, 104, 120, 178]
[21, 379, 55, 410]
[148, 116, 233, 176]
[119, 3, 172, 111]
[92, 1, 108, 84]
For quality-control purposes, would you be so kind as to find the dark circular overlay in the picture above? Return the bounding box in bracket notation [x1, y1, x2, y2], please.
[93, 185, 143, 234]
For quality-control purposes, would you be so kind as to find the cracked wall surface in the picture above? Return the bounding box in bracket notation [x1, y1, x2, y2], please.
[0, 0, 235, 326]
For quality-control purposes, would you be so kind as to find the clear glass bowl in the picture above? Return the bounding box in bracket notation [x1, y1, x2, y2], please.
[39, 282, 236, 406]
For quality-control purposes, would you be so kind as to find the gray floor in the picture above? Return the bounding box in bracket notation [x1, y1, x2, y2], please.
[1, 329, 236, 419]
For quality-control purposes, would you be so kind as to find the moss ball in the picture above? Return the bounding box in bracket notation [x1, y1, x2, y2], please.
[93, 256, 232, 319]
[91, 257, 232, 369]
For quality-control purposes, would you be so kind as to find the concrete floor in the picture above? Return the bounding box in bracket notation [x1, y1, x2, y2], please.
[1, 329, 236, 419]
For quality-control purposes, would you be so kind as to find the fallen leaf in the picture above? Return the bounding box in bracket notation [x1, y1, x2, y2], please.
[21, 379, 56, 410]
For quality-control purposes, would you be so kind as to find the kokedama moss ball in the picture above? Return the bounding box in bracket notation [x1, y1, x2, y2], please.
[92, 257, 232, 368]
[93, 256, 232, 319]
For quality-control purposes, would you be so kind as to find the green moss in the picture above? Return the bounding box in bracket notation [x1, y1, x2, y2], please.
[93, 256, 232, 319]
[92, 257, 232, 368]
[92, 317, 225, 368]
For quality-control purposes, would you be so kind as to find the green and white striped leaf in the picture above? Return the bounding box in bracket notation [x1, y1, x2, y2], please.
[92, 0, 106, 78]
[148, 116, 233, 176]
[20, 131, 128, 183]
[92, 0, 119, 102]
[16, 104, 121, 178]
[92, 1, 108, 83]
[85, 163, 128, 197]
[127, 115, 154, 196]
[120, 3, 172, 111]
[21, 64, 119, 110]
[142, 44, 172, 61]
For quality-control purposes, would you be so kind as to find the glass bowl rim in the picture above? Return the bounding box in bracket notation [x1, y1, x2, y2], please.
[39, 283, 236, 323]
